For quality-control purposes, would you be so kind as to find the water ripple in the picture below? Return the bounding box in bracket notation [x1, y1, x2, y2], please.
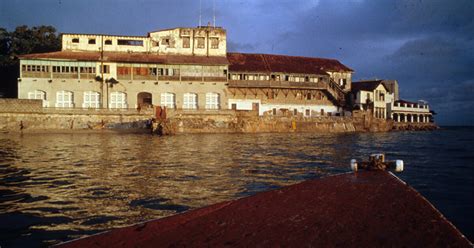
[0, 130, 473, 246]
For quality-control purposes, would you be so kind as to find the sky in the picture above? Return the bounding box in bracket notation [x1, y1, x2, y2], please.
[1, 0, 473, 125]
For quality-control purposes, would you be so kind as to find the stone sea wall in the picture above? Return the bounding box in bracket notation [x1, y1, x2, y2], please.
[163, 112, 357, 134]
[0, 99, 154, 132]
[0, 99, 436, 134]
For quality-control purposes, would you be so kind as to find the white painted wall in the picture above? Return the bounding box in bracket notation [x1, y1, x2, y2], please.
[62, 27, 227, 57]
[228, 99, 260, 111]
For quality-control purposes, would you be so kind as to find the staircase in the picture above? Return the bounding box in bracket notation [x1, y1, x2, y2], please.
[324, 78, 346, 107]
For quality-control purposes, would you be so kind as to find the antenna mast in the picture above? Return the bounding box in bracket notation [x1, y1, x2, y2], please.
[213, 0, 216, 27]
[199, 0, 202, 27]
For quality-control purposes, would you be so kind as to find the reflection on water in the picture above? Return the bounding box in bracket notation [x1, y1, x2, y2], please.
[0, 130, 473, 246]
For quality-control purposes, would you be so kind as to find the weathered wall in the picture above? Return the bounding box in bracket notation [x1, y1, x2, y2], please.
[0, 112, 151, 131]
[392, 123, 438, 131]
[352, 110, 393, 132]
[0, 99, 43, 113]
[0, 99, 154, 132]
[163, 110, 356, 134]
[1, 99, 435, 134]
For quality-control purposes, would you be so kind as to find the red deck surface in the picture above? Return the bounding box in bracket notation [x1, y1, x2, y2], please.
[59, 171, 472, 247]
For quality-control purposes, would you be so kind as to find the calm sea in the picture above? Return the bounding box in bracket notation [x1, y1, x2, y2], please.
[0, 127, 473, 247]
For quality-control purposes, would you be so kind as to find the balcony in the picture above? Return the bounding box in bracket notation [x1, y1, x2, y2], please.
[22, 72, 51, 78]
[228, 80, 328, 89]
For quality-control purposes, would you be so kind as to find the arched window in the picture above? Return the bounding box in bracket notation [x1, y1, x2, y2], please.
[183, 93, 198, 109]
[160, 92, 175, 109]
[28, 90, 49, 107]
[110, 92, 127, 109]
[83, 91, 101, 108]
[56, 91, 74, 108]
[205, 93, 220, 110]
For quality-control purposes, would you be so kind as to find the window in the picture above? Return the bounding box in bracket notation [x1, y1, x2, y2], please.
[183, 37, 190, 48]
[210, 38, 219, 49]
[56, 91, 74, 108]
[110, 92, 127, 109]
[306, 93, 312, 100]
[80, 67, 95, 73]
[88, 38, 96, 44]
[83, 91, 100, 108]
[117, 66, 131, 75]
[183, 93, 198, 109]
[28, 90, 48, 107]
[205, 93, 220, 109]
[149, 68, 157, 76]
[100, 65, 110, 74]
[117, 39, 143, 46]
[72, 38, 79, 43]
[160, 93, 175, 109]
[162, 38, 170, 46]
[196, 37, 205, 48]
[105, 39, 112, 45]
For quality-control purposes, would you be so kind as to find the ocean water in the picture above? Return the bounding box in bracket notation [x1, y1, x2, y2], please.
[0, 127, 473, 247]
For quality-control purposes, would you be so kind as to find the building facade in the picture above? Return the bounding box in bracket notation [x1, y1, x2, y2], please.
[18, 26, 352, 116]
[226, 53, 352, 117]
[351, 80, 393, 119]
[351, 80, 433, 122]
[19, 26, 229, 110]
[388, 100, 433, 123]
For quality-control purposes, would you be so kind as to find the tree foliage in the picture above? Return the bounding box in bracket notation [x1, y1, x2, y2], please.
[0, 25, 61, 97]
[1, 25, 60, 65]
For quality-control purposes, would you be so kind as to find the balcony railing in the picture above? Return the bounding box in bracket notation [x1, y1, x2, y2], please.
[22, 72, 51, 78]
[52, 73, 78, 79]
[159, 75, 180, 81]
[228, 80, 328, 89]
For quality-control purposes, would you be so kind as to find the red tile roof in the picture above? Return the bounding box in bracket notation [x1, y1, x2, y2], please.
[227, 52, 353, 75]
[19, 51, 229, 65]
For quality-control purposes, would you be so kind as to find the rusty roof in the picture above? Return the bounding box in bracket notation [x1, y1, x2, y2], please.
[227, 52, 353, 75]
[351, 80, 389, 92]
[19, 51, 229, 65]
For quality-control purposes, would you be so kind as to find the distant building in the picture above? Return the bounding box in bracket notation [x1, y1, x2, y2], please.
[351, 80, 393, 119]
[388, 99, 433, 123]
[17, 26, 353, 117]
[351, 79, 433, 123]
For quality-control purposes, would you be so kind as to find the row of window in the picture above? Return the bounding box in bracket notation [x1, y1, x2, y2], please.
[156, 37, 219, 49]
[118, 67, 179, 76]
[161, 92, 220, 109]
[230, 74, 321, 83]
[71, 38, 144, 46]
[70, 37, 219, 49]
[22, 65, 96, 74]
[27, 90, 220, 109]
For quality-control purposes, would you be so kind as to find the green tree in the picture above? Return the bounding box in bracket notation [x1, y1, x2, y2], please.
[0, 25, 60, 97]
